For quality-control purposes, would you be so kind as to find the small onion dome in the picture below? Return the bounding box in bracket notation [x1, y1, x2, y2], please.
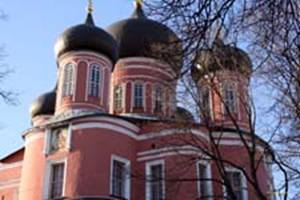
[29, 90, 56, 119]
[192, 39, 252, 82]
[174, 107, 194, 122]
[107, 4, 183, 72]
[54, 13, 118, 64]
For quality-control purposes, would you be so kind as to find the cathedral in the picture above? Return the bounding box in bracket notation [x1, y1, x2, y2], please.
[0, 1, 275, 200]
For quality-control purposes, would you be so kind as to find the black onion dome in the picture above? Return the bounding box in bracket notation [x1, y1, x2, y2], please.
[107, 4, 183, 70]
[54, 13, 118, 64]
[29, 90, 56, 119]
[192, 39, 252, 81]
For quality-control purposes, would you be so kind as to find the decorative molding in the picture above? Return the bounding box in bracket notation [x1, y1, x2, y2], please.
[138, 150, 202, 162]
[116, 57, 175, 75]
[137, 145, 199, 157]
[72, 122, 137, 139]
[56, 102, 105, 114]
[119, 64, 176, 79]
[0, 161, 23, 172]
[24, 132, 44, 146]
[58, 50, 113, 71]
[114, 75, 172, 87]
[74, 116, 140, 132]
[0, 179, 20, 190]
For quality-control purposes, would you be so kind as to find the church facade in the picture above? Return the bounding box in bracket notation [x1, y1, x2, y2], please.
[0, 2, 275, 200]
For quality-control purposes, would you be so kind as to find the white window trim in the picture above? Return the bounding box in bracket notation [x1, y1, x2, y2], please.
[102, 68, 109, 106]
[145, 159, 165, 200]
[223, 167, 248, 200]
[43, 128, 51, 155]
[114, 83, 125, 110]
[44, 125, 72, 155]
[88, 63, 102, 98]
[62, 63, 75, 97]
[131, 81, 146, 112]
[72, 62, 78, 101]
[196, 160, 213, 200]
[85, 62, 90, 101]
[43, 158, 68, 200]
[85, 62, 104, 101]
[221, 82, 240, 120]
[152, 84, 166, 114]
[66, 124, 72, 151]
[110, 154, 131, 200]
[199, 85, 213, 120]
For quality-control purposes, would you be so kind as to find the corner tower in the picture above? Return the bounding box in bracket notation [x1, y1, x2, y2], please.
[107, 1, 183, 119]
[54, 5, 118, 115]
[192, 38, 252, 131]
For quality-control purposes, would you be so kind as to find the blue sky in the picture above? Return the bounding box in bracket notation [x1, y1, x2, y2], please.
[0, 0, 134, 157]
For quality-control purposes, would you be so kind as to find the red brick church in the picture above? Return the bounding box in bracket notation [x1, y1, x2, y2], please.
[0, 1, 275, 200]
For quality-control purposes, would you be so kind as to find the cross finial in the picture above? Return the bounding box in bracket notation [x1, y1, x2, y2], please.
[134, 0, 143, 8]
[87, 0, 94, 14]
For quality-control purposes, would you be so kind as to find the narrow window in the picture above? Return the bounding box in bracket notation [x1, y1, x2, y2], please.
[62, 63, 74, 97]
[146, 161, 164, 200]
[223, 83, 237, 115]
[89, 64, 101, 97]
[197, 164, 209, 199]
[225, 171, 245, 200]
[154, 86, 163, 112]
[50, 163, 65, 199]
[114, 85, 123, 109]
[111, 158, 130, 199]
[50, 127, 68, 153]
[134, 83, 144, 108]
[200, 86, 210, 118]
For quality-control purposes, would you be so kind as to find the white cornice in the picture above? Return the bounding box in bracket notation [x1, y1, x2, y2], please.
[0, 161, 23, 172]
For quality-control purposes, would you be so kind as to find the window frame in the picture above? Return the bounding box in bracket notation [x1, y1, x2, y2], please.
[196, 160, 213, 200]
[88, 63, 102, 97]
[132, 82, 145, 109]
[145, 159, 165, 200]
[110, 155, 131, 200]
[153, 85, 164, 113]
[199, 85, 212, 119]
[223, 168, 248, 200]
[114, 84, 124, 110]
[62, 63, 75, 97]
[222, 82, 238, 117]
[43, 158, 67, 200]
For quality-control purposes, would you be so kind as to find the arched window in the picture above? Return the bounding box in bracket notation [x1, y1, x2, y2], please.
[223, 83, 237, 115]
[134, 83, 144, 108]
[62, 63, 74, 97]
[154, 86, 163, 112]
[200, 86, 210, 118]
[89, 64, 101, 97]
[114, 85, 123, 109]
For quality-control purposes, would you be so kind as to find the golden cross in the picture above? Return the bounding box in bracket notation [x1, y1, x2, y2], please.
[87, 0, 94, 14]
[134, 0, 143, 8]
